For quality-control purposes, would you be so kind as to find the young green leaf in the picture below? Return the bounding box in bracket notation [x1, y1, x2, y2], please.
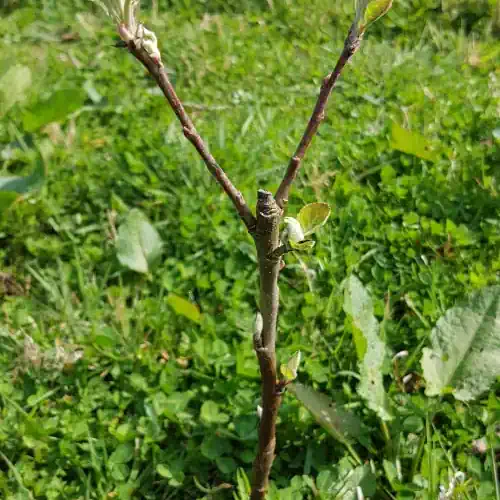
[363, 0, 393, 29]
[344, 275, 392, 421]
[282, 215, 319, 253]
[166, 294, 201, 324]
[297, 202, 331, 236]
[289, 239, 315, 252]
[355, 0, 393, 35]
[116, 209, 163, 273]
[421, 286, 500, 401]
[280, 351, 301, 382]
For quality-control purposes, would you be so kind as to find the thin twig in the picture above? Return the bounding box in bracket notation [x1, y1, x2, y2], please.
[127, 43, 257, 232]
[275, 25, 362, 209]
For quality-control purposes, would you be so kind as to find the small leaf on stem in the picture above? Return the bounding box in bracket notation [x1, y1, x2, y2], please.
[282, 206, 327, 253]
[355, 0, 393, 36]
[297, 202, 331, 236]
[289, 239, 315, 252]
[280, 351, 301, 381]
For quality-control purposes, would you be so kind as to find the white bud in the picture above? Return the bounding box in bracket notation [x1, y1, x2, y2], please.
[256, 405, 263, 419]
[393, 350, 409, 361]
[254, 312, 263, 337]
[140, 26, 161, 64]
[283, 217, 305, 245]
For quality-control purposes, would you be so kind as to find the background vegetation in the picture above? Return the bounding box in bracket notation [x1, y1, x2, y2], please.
[0, 0, 499, 498]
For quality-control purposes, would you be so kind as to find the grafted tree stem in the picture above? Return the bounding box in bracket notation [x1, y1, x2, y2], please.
[251, 190, 282, 499]
[124, 25, 364, 499]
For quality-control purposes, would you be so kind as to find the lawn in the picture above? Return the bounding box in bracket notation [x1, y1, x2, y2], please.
[0, 0, 499, 499]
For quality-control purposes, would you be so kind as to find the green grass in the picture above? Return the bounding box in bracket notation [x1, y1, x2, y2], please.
[0, 0, 499, 499]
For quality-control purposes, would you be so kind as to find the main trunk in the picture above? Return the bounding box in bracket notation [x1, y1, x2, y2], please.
[251, 190, 282, 499]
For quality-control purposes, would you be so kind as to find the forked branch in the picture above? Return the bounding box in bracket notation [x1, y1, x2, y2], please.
[122, 18, 365, 500]
[127, 43, 257, 232]
[275, 26, 362, 209]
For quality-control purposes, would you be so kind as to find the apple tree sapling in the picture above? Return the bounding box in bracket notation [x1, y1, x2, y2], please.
[88, 0, 394, 497]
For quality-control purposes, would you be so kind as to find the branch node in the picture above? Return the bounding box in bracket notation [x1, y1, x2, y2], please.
[182, 126, 195, 140]
[268, 244, 290, 261]
[253, 334, 263, 351]
[346, 23, 362, 54]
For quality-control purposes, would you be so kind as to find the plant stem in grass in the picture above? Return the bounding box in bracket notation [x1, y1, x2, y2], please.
[251, 190, 282, 499]
[249, 29, 364, 492]
[125, 22, 366, 500]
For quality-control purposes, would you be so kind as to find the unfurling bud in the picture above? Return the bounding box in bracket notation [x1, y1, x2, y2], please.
[89, 0, 162, 64]
[90, 0, 140, 39]
[282, 217, 305, 246]
[354, 0, 393, 36]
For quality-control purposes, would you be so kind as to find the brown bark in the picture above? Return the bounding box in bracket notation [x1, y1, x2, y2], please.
[251, 190, 282, 499]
